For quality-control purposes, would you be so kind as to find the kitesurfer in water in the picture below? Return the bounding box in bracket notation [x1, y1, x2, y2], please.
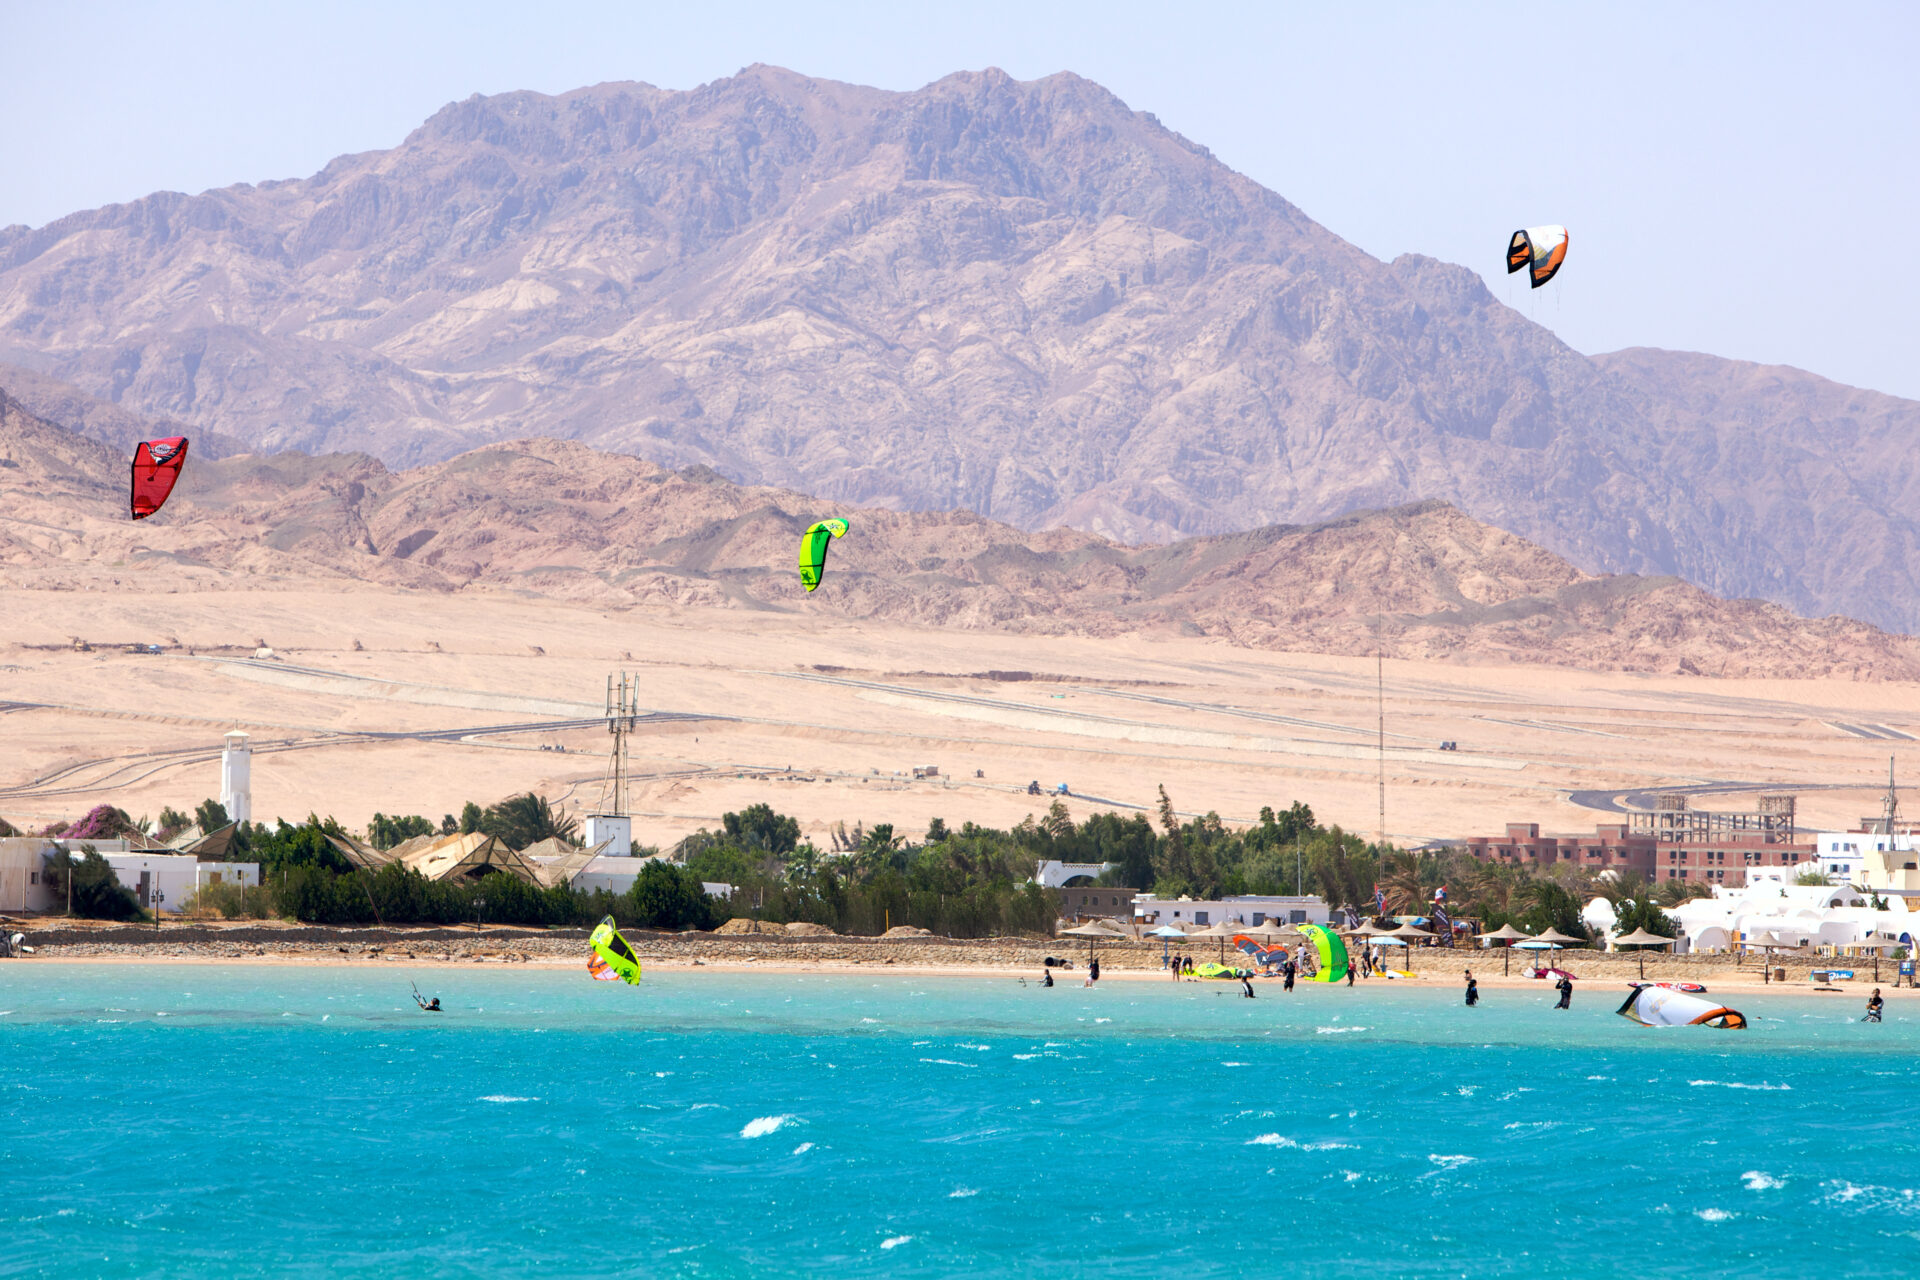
[1866, 988, 1884, 1023]
[1042, 968, 1054, 988]
[412, 983, 440, 1012]
[1555, 975, 1573, 1009]
[1463, 970, 1479, 1007]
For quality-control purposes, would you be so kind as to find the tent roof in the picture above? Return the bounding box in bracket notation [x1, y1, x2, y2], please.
[1614, 927, 1674, 946]
[1479, 924, 1529, 941]
[1527, 927, 1585, 944]
[324, 832, 392, 872]
[398, 832, 545, 886]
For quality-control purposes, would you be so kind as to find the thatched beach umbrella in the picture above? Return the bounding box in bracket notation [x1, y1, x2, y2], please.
[1192, 919, 1242, 965]
[1061, 920, 1121, 965]
[1613, 926, 1675, 981]
[1385, 922, 1435, 975]
[1478, 923, 1529, 976]
[1857, 933, 1904, 983]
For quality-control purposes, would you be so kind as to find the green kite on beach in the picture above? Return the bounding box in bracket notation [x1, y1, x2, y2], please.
[1300, 923, 1349, 983]
[798, 518, 849, 591]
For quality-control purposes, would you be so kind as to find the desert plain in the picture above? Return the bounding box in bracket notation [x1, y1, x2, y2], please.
[4, 581, 1916, 850]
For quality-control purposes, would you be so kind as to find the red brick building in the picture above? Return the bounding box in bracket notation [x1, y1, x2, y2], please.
[1463, 794, 1813, 887]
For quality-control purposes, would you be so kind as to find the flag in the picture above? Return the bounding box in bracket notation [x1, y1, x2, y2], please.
[1433, 885, 1447, 902]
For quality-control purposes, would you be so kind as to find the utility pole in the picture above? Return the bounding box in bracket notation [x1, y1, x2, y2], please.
[1377, 611, 1386, 848]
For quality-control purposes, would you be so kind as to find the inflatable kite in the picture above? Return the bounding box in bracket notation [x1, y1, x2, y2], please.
[1616, 984, 1744, 1029]
[1300, 923, 1350, 983]
[588, 915, 642, 985]
[1506, 225, 1569, 289]
[130, 437, 190, 519]
[798, 518, 848, 591]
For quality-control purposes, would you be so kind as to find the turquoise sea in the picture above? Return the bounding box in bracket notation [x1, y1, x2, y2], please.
[2, 965, 1917, 1278]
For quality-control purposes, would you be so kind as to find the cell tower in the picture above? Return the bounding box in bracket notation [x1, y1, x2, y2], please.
[586, 673, 640, 856]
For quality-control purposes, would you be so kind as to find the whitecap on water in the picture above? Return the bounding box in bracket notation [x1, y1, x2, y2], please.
[957, 1043, 991, 1052]
[479, 1095, 536, 1103]
[1690, 1080, 1791, 1092]
[949, 1187, 978, 1198]
[792, 1142, 814, 1155]
[1742, 1171, 1783, 1191]
[1315, 1026, 1367, 1035]
[1427, 1155, 1473, 1171]
[1246, 1133, 1297, 1147]
[1221, 1062, 1250, 1067]
[920, 1058, 976, 1068]
[1094, 1018, 1112, 1023]
[1696, 1208, 1734, 1222]
[880, 1235, 913, 1250]
[740, 1115, 796, 1139]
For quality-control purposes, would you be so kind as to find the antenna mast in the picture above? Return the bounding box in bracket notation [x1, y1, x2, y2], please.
[1377, 611, 1386, 848]
[602, 672, 640, 817]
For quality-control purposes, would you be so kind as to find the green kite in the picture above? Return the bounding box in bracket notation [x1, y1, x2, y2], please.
[798, 518, 849, 591]
[588, 915, 643, 984]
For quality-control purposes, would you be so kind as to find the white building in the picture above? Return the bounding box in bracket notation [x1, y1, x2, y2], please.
[220, 730, 252, 825]
[1661, 875, 1915, 954]
[1033, 860, 1117, 889]
[1131, 894, 1331, 929]
[0, 838, 257, 915]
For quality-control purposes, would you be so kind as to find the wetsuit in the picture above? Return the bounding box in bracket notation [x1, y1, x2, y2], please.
[1464, 977, 1479, 1007]
[1282, 961, 1296, 993]
[1867, 995, 1883, 1022]
[1089, 957, 1100, 983]
[1241, 976, 1255, 999]
[1555, 977, 1572, 1010]
[1042, 970, 1053, 988]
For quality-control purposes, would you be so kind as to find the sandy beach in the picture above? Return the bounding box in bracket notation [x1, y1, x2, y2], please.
[5, 921, 1908, 1002]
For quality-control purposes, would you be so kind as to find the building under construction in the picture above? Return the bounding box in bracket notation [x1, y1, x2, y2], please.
[1465, 793, 1813, 887]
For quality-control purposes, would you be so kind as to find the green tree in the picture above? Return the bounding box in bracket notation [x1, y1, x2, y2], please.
[480, 794, 579, 850]
[722, 803, 800, 855]
[459, 802, 485, 834]
[195, 799, 230, 836]
[626, 861, 723, 931]
[368, 812, 436, 850]
[41, 846, 143, 920]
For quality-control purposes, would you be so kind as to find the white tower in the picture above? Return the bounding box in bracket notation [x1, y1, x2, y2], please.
[220, 730, 252, 825]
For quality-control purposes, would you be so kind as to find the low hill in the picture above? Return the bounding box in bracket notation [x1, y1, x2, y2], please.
[3, 389, 1912, 679]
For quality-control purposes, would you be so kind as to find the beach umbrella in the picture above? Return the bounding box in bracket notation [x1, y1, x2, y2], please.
[1613, 926, 1675, 981]
[1148, 923, 1187, 968]
[1479, 923, 1529, 975]
[1192, 919, 1242, 964]
[1061, 920, 1119, 965]
[1857, 933, 1903, 982]
[1383, 923, 1433, 974]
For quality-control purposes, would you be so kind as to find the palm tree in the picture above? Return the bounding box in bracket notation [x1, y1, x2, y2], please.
[481, 793, 580, 850]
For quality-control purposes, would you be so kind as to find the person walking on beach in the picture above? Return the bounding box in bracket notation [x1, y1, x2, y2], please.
[1555, 974, 1573, 1009]
[1866, 988, 1884, 1022]
[1463, 969, 1479, 1007]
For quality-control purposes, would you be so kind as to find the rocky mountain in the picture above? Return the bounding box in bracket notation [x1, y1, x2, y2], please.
[3, 67, 1918, 628]
[5, 391, 1911, 680]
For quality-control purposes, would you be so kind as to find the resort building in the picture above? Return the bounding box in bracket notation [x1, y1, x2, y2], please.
[1056, 883, 1138, 921]
[1130, 894, 1330, 929]
[0, 837, 259, 914]
[1464, 794, 1813, 887]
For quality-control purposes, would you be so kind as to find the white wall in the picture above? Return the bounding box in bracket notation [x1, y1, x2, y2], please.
[1132, 895, 1330, 927]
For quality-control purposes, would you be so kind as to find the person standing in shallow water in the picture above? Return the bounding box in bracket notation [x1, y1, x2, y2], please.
[1463, 970, 1479, 1007]
[1866, 988, 1884, 1022]
[1089, 956, 1100, 984]
[1282, 957, 1296, 993]
[1555, 975, 1573, 1009]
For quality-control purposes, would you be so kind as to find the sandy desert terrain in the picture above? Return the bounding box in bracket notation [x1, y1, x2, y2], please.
[5, 582, 1917, 850]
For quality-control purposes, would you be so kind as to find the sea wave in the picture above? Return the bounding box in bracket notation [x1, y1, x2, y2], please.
[1689, 1080, 1791, 1092]
[792, 1142, 814, 1155]
[740, 1115, 797, 1139]
[920, 1058, 977, 1067]
[949, 1187, 979, 1198]
[1696, 1208, 1734, 1222]
[1315, 1026, 1367, 1034]
[1742, 1171, 1783, 1191]
[479, 1095, 535, 1103]
[880, 1235, 913, 1250]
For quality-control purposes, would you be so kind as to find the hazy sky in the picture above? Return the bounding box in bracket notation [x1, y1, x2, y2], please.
[5, 2, 1916, 398]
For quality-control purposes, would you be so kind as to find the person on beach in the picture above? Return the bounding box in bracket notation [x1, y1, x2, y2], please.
[1463, 970, 1479, 1007]
[1866, 988, 1884, 1022]
[1241, 975, 1256, 998]
[1555, 974, 1572, 1009]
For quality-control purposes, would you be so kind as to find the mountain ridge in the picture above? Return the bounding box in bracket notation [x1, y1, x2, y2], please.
[3, 66, 1918, 629]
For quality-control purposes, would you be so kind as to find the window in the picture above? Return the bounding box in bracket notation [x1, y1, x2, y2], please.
[1195, 911, 1210, 926]
[29, 871, 38, 885]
